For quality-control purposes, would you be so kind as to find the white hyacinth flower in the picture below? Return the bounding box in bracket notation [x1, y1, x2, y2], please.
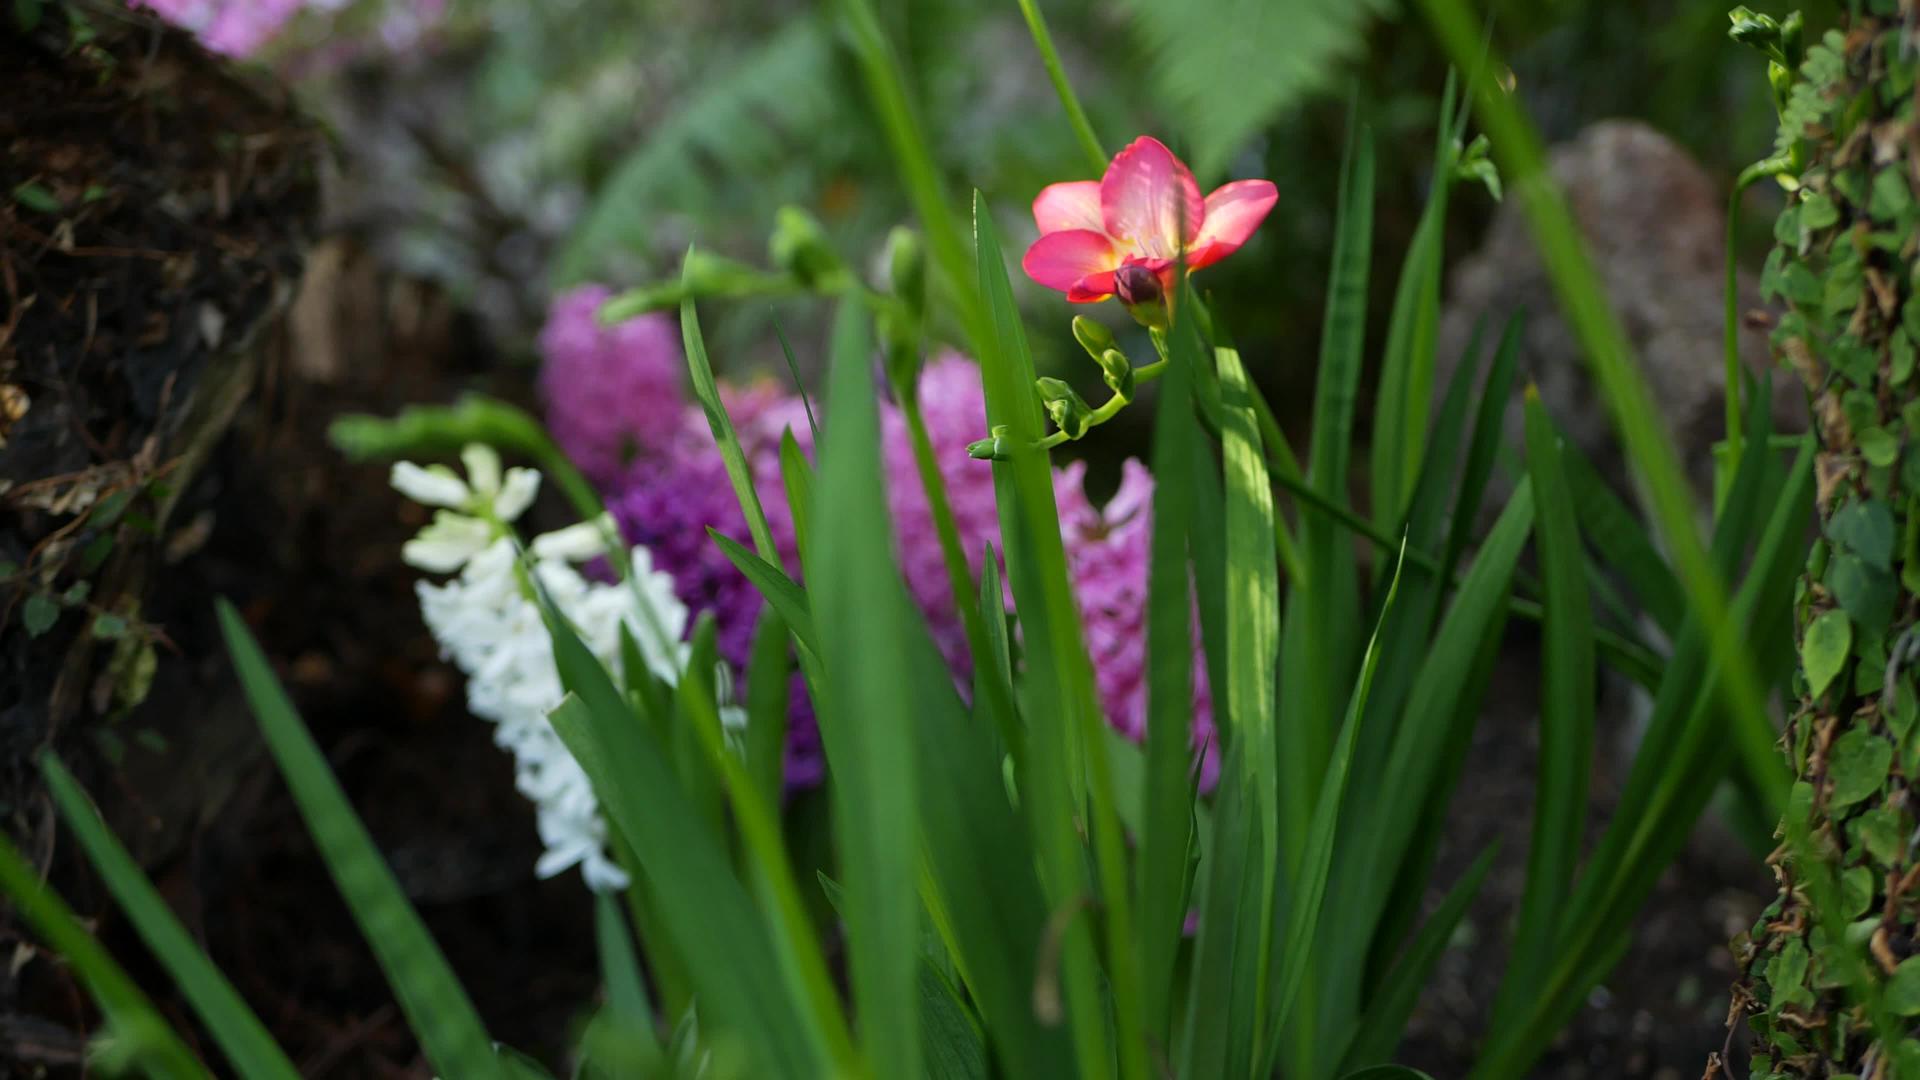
[392, 445, 542, 573]
[396, 445, 704, 894]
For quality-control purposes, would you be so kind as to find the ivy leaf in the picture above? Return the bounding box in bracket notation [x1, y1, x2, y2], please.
[1802, 609, 1852, 698]
[22, 593, 59, 637]
[1768, 939, 1814, 1011]
[1829, 727, 1893, 809]
[1854, 805, 1905, 867]
[1841, 865, 1875, 918]
[1829, 553, 1896, 635]
[1888, 957, 1920, 1016]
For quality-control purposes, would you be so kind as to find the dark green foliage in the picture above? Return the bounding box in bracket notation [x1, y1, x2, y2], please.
[1734, 7, 1920, 1075]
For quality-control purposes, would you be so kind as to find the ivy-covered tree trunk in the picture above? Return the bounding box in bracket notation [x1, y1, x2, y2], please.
[1732, 8, 1920, 1077]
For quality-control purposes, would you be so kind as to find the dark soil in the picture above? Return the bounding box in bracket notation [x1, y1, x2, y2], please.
[1398, 635, 1770, 1079]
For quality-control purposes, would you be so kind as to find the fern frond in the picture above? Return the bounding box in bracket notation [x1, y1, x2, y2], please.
[1117, 0, 1393, 179]
[556, 16, 840, 284]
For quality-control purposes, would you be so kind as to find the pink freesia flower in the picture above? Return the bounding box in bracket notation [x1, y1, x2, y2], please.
[1021, 136, 1277, 304]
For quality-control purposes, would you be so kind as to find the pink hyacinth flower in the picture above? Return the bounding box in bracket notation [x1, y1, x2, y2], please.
[1020, 136, 1278, 304]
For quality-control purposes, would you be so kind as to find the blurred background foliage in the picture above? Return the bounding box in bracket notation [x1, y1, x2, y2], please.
[285, 0, 1798, 484]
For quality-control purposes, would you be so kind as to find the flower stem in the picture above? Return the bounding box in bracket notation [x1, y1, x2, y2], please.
[1013, 0, 1107, 175]
[1035, 359, 1170, 449]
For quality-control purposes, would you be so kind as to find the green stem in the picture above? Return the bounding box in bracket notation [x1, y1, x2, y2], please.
[1013, 0, 1107, 175]
[1035, 359, 1171, 449]
[1722, 156, 1793, 486]
[898, 393, 1028, 767]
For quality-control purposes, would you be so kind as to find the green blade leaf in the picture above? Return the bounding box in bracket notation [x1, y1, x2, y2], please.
[746, 606, 794, 811]
[812, 300, 922, 1079]
[1493, 388, 1596, 1027]
[217, 600, 505, 1080]
[538, 592, 844, 1076]
[1140, 286, 1203, 1041]
[709, 528, 819, 657]
[1217, 338, 1286, 1064]
[1283, 116, 1374, 828]
[1338, 846, 1497, 1068]
[1264, 541, 1411, 1080]
[973, 191, 1136, 1080]
[0, 830, 210, 1079]
[779, 428, 816, 573]
[40, 754, 300, 1080]
[682, 289, 779, 562]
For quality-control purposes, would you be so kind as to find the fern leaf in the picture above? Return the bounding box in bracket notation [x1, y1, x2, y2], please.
[556, 17, 839, 283]
[1117, 0, 1392, 179]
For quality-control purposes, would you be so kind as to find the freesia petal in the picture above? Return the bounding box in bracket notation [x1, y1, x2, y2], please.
[1100, 136, 1204, 256]
[1188, 179, 1278, 270]
[1022, 229, 1118, 294]
[1033, 180, 1105, 234]
[1067, 270, 1118, 303]
[391, 461, 472, 508]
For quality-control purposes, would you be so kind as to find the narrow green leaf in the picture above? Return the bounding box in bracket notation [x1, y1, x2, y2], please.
[709, 528, 819, 656]
[1494, 388, 1596, 1027]
[780, 429, 815, 572]
[1285, 116, 1374, 821]
[1217, 340, 1285, 1061]
[974, 192, 1134, 1080]
[1265, 541, 1411, 1079]
[217, 601, 505, 1080]
[1443, 313, 1524, 576]
[595, 893, 656, 1036]
[682, 290, 779, 562]
[746, 606, 794, 811]
[540, 591, 846, 1075]
[1178, 750, 1261, 1079]
[1342, 1067, 1438, 1080]
[771, 317, 821, 447]
[1555, 424, 1685, 638]
[812, 300, 922, 1079]
[40, 754, 299, 1080]
[0, 830, 209, 1079]
[548, 689, 835, 1077]
[1346, 484, 1534, 972]
[1339, 846, 1497, 1068]
[1140, 288, 1202, 1042]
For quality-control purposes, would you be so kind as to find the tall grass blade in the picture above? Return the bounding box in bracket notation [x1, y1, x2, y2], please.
[974, 192, 1139, 1080]
[1140, 288, 1203, 1042]
[780, 429, 816, 571]
[745, 606, 794, 822]
[1338, 845, 1497, 1068]
[812, 300, 923, 1079]
[0, 830, 210, 1078]
[1494, 388, 1596, 1027]
[682, 289, 779, 561]
[216, 600, 505, 1080]
[40, 754, 300, 1080]
[1263, 542, 1410, 1080]
[539, 592, 846, 1075]
[1284, 115, 1374, 810]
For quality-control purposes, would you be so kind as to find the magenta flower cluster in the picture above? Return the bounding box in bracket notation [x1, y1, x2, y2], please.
[539, 286, 1217, 788]
[128, 0, 445, 57]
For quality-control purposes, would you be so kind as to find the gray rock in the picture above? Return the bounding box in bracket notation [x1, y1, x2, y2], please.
[1436, 118, 1803, 505]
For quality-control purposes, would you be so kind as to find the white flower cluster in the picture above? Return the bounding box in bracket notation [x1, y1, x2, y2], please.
[392, 446, 690, 894]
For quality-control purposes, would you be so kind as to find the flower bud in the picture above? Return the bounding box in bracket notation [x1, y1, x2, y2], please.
[1097, 348, 1135, 402]
[885, 226, 926, 317]
[769, 206, 848, 290]
[879, 307, 922, 390]
[1114, 264, 1162, 307]
[1114, 264, 1169, 329]
[1036, 378, 1093, 440]
[1071, 315, 1118, 360]
[968, 425, 1014, 461]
